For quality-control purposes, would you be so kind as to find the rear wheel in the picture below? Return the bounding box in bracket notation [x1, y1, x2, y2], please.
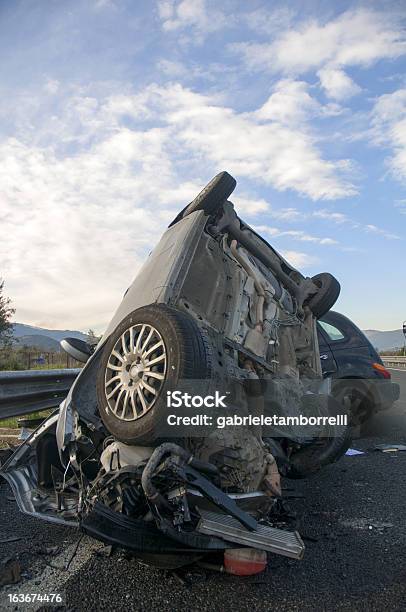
[96, 305, 211, 445]
[332, 381, 373, 425]
[169, 171, 236, 226]
[307, 273, 340, 319]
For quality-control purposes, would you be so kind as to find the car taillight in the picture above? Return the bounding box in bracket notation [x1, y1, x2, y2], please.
[372, 362, 391, 379]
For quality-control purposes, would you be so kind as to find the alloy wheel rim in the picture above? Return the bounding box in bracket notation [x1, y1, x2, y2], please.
[104, 323, 167, 421]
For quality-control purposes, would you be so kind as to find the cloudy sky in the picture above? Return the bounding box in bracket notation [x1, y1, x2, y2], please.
[0, 0, 405, 333]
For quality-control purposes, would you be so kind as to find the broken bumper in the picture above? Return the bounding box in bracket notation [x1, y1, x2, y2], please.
[81, 502, 305, 560]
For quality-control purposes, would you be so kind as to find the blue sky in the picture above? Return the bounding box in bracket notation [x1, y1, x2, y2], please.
[0, 0, 405, 332]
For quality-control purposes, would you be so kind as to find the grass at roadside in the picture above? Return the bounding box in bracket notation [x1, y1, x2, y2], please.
[0, 410, 52, 448]
[0, 410, 51, 429]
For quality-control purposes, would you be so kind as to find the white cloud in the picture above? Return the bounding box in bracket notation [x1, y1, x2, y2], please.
[253, 225, 338, 245]
[364, 224, 400, 240]
[234, 9, 406, 74]
[157, 0, 226, 37]
[313, 209, 400, 238]
[155, 58, 228, 82]
[371, 88, 406, 182]
[158, 0, 174, 20]
[93, 0, 117, 9]
[254, 79, 321, 124]
[156, 59, 187, 77]
[231, 196, 269, 215]
[0, 131, 183, 331]
[44, 79, 60, 95]
[235, 201, 307, 222]
[244, 7, 295, 36]
[254, 206, 400, 242]
[270, 207, 305, 222]
[233, 9, 406, 101]
[160, 82, 355, 199]
[312, 208, 350, 224]
[0, 81, 360, 329]
[280, 250, 319, 269]
[317, 67, 361, 100]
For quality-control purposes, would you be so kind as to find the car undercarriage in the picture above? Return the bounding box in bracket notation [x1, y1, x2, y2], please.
[0, 172, 351, 574]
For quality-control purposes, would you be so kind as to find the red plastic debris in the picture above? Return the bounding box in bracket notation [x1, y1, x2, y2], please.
[224, 548, 267, 576]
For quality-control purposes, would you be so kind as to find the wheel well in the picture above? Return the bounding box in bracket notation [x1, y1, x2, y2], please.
[332, 377, 375, 421]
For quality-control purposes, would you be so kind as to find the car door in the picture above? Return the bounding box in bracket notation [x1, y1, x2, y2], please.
[319, 312, 375, 378]
[317, 323, 337, 376]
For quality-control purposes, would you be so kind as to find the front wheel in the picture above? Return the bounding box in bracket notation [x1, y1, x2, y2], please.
[96, 304, 211, 445]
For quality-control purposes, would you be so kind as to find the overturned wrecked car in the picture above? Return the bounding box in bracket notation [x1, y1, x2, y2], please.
[0, 172, 351, 574]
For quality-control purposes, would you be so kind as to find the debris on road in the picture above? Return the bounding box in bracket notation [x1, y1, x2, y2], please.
[373, 443, 406, 452]
[95, 545, 114, 558]
[345, 448, 365, 456]
[340, 518, 394, 531]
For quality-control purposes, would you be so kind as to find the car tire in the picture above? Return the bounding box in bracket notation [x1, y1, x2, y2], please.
[96, 304, 211, 445]
[332, 381, 373, 425]
[169, 171, 236, 226]
[287, 395, 351, 479]
[307, 273, 340, 319]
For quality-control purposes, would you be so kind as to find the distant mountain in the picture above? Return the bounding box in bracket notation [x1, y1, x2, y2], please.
[12, 323, 87, 351]
[14, 334, 61, 351]
[12, 323, 87, 342]
[363, 328, 405, 352]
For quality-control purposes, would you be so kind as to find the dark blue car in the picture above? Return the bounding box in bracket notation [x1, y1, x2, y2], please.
[317, 311, 400, 424]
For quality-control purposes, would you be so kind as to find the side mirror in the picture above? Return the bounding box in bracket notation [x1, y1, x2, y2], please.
[60, 337, 93, 363]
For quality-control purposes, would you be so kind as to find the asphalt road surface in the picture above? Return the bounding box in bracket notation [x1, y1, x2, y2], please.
[1, 371, 405, 611]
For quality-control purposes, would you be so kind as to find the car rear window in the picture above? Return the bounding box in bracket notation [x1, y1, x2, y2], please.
[319, 321, 345, 342]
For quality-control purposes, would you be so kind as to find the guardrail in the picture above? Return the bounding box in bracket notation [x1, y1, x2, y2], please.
[381, 356, 406, 369]
[0, 357, 403, 422]
[0, 369, 80, 420]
